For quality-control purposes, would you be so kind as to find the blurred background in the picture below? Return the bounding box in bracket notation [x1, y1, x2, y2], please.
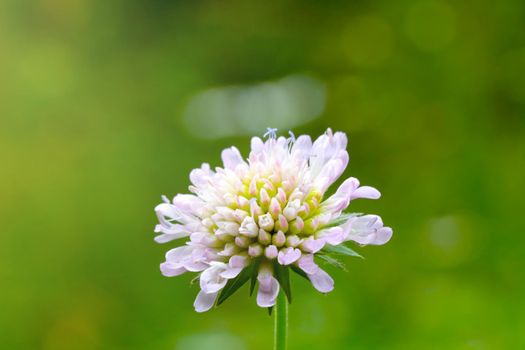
[1, 0, 524, 349]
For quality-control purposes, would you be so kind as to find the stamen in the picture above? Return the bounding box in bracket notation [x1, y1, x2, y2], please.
[287, 130, 296, 150]
[263, 127, 278, 139]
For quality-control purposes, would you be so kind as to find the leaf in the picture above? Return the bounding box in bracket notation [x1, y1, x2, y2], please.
[272, 261, 292, 304]
[249, 257, 262, 296]
[321, 244, 364, 259]
[290, 265, 309, 281]
[217, 259, 259, 306]
[316, 254, 348, 272]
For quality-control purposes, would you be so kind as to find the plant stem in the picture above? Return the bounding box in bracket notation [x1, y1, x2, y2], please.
[274, 291, 288, 350]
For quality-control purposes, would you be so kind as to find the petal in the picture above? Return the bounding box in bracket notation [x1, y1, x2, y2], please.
[154, 223, 190, 243]
[219, 255, 249, 278]
[219, 267, 243, 279]
[300, 236, 326, 253]
[343, 215, 393, 246]
[291, 135, 312, 163]
[351, 186, 381, 200]
[221, 146, 246, 170]
[313, 152, 349, 193]
[309, 130, 348, 179]
[194, 290, 218, 313]
[172, 194, 208, 217]
[297, 254, 320, 275]
[165, 245, 209, 272]
[189, 163, 213, 187]
[374, 227, 393, 245]
[317, 226, 345, 245]
[159, 262, 186, 277]
[200, 263, 228, 293]
[320, 177, 360, 216]
[256, 273, 280, 307]
[308, 268, 334, 293]
[277, 247, 302, 265]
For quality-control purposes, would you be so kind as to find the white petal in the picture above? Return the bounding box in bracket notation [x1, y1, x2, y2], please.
[374, 227, 393, 245]
[343, 215, 393, 246]
[256, 271, 280, 307]
[300, 236, 326, 253]
[172, 194, 207, 217]
[351, 186, 381, 200]
[165, 245, 209, 272]
[277, 247, 302, 265]
[308, 268, 334, 293]
[200, 263, 228, 293]
[220, 255, 249, 278]
[194, 290, 218, 313]
[320, 177, 360, 217]
[297, 254, 320, 275]
[221, 146, 246, 170]
[313, 151, 349, 193]
[159, 262, 186, 277]
[291, 135, 312, 163]
[317, 226, 346, 245]
[189, 163, 213, 187]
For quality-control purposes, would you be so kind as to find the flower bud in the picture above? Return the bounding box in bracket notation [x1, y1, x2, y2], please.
[274, 214, 289, 233]
[237, 195, 250, 210]
[235, 235, 251, 248]
[258, 213, 274, 232]
[239, 216, 258, 237]
[258, 229, 271, 245]
[259, 188, 270, 207]
[264, 245, 278, 259]
[272, 231, 286, 247]
[303, 217, 319, 235]
[249, 177, 258, 196]
[276, 188, 287, 204]
[286, 235, 302, 247]
[289, 216, 304, 235]
[269, 198, 281, 219]
[250, 199, 263, 218]
[248, 243, 263, 257]
[233, 209, 249, 223]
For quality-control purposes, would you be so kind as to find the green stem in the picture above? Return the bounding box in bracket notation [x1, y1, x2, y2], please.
[274, 291, 288, 350]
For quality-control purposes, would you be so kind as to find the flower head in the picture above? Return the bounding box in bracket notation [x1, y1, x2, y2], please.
[155, 129, 392, 312]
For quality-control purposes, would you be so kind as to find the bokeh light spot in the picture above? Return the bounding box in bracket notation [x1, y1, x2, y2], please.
[182, 75, 325, 139]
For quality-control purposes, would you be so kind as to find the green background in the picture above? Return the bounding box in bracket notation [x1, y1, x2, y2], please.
[1, 0, 524, 349]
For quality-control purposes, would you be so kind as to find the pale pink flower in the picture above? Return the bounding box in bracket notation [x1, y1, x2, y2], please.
[155, 128, 392, 312]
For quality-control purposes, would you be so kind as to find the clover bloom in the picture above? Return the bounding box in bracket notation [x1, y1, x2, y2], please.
[155, 128, 392, 312]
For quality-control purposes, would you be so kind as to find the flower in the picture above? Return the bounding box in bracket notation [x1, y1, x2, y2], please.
[155, 128, 392, 312]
